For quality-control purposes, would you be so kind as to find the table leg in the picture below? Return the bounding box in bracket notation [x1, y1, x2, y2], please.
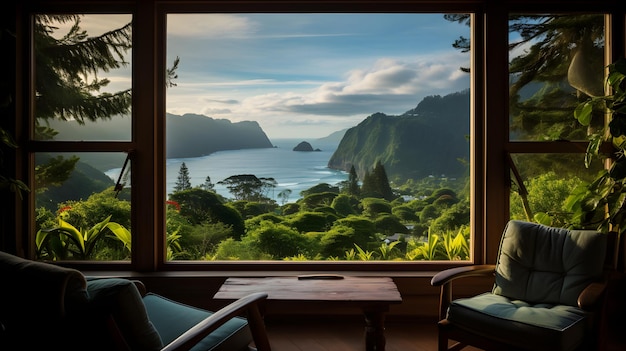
[364, 310, 386, 351]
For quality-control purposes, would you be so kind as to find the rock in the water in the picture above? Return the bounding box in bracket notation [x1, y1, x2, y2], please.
[293, 141, 316, 151]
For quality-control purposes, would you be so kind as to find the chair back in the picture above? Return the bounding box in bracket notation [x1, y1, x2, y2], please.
[493, 220, 607, 306]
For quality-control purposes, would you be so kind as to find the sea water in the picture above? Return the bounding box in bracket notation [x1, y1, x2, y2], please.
[108, 139, 347, 204]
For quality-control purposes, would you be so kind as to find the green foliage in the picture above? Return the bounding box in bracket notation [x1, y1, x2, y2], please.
[339, 165, 360, 196]
[247, 221, 312, 259]
[361, 197, 392, 218]
[245, 213, 285, 229]
[360, 161, 395, 200]
[510, 171, 584, 227]
[440, 227, 470, 260]
[318, 225, 358, 258]
[299, 192, 339, 211]
[419, 204, 439, 223]
[169, 188, 222, 224]
[169, 188, 245, 238]
[35, 155, 80, 193]
[212, 238, 260, 260]
[50, 188, 131, 230]
[374, 214, 409, 236]
[36, 215, 130, 260]
[377, 241, 402, 260]
[300, 183, 340, 197]
[34, 166, 477, 261]
[391, 205, 419, 222]
[331, 194, 360, 217]
[406, 228, 440, 260]
[352, 244, 376, 261]
[35, 207, 56, 232]
[569, 58, 626, 233]
[176, 222, 232, 260]
[217, 174, 276, 201]
[288, 211, 338, 233]
[429, 202, 470, 233]
[281, 202, 300, 215]
[30, 15, 134, 198]
[242, 201, 276, 218]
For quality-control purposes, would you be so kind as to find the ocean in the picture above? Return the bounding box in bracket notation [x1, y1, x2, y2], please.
[151, 139, 347, 203]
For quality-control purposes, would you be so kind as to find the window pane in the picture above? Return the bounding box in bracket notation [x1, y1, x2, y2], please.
[31, 13, 134, 262]
[166, 13, 471, 261]
[35, 152, 131, 261]
[509, 153, 603, 227]
[33, 14, 132, 141]
[508, 14, 605, 141]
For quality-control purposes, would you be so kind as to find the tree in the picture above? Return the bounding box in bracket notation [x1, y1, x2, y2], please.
[174, 162, 192, 192]
[218, 174, 275, 202]
[168, 188, 245, 238]
[35, 15, 132, 124]
[339, 165, 360, 196]
[247, 221, 312, 259]
[31, 15, 134, 193]
[277, 189, 292, 205]
[372, 161, 395, 201]
[202, 175, 215, 192]
[361, 161, 394, 200]
[446, 14, 605, 180]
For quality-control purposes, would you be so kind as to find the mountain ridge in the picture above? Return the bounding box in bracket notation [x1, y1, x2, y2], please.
[328, 90, 470, 181]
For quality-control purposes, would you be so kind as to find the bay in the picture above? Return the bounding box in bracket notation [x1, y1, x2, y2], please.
[108, 139, 347, 203]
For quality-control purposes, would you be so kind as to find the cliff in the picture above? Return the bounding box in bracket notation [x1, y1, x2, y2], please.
[166, 113, 273, 158]
[327, 90, 470, 181]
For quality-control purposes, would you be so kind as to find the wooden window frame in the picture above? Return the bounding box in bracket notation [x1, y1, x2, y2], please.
[13, 0, 625, 275]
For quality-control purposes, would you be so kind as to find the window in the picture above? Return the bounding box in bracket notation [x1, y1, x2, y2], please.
[506, 14, 607, 227]
[14, 1, 622, 271]
[31, 13, 133, 262]
[164, 13, 472, 261]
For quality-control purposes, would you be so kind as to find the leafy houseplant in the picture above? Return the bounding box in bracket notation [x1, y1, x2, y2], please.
[567, 58, 626, 234]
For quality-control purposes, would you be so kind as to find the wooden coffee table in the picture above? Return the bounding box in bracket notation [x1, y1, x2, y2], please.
[214, 275, 402, 351]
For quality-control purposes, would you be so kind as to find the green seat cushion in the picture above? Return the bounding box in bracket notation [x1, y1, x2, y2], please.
[86, 278, 163, 351]
[448, 292, 588, 351]
[143, 293, 252, 351]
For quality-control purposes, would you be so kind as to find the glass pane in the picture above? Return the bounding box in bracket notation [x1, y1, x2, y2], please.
[33, 14, 132, 141]
[35, 152, 131, 261]
[166, 13, 471, 261]
[508, 14, 605, 141]
[509, 153, 604, 227]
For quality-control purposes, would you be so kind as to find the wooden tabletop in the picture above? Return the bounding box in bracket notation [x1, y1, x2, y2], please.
[214, 276, 402, 304]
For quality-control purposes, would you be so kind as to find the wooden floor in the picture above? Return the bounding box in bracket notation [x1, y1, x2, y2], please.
[264, 316, 483, 351]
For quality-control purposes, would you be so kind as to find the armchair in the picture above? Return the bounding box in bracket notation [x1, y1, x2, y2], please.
[0, 251, 271, 351]
[431, 220, 611, 351]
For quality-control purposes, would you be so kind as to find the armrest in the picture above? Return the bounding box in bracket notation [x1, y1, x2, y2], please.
[430, 265, 495, 321]
[131, 280, 147, 296]
[430, 264, 496, 286]
[578, 281, 606, 311]
[161, 292, 270, 351]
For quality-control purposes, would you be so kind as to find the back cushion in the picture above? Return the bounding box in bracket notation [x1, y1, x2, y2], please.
[493, 220, 606, 306]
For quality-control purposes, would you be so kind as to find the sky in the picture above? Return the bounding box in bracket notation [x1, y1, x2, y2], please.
[165, 14, 470, 139]
[60, 13, 471, 140]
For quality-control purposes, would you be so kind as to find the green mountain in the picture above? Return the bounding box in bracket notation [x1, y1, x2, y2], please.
[166, 113, 273, 158]
[328, 90, 470, 181]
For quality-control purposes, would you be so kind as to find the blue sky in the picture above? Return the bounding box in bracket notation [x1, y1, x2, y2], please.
[165, 14, 471, 139]
[61, 13, 470, 140]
